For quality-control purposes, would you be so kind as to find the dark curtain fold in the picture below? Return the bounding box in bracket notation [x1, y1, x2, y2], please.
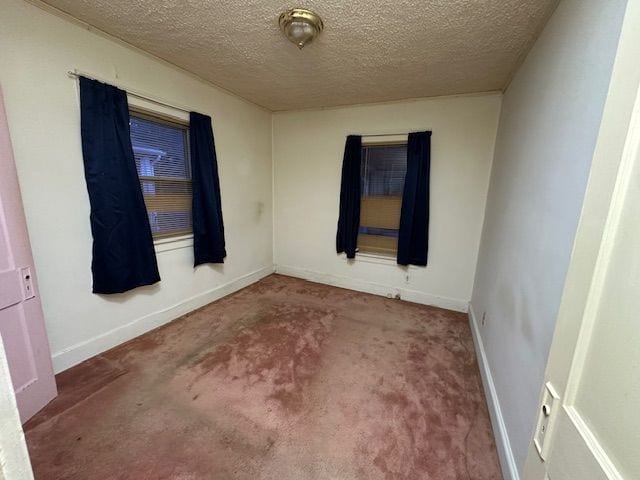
[189, 112, 226, 266]
[79, 76, 160, 294]
[336, 135, 362, 259]
[397, 131, 431, 266]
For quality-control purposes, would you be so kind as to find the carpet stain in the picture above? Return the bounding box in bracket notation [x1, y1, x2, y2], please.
[25, 274, 502, 479]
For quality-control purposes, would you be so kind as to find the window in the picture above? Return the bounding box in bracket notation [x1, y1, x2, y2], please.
[129, 110, 192, 239]
[358, 143, 407, 256]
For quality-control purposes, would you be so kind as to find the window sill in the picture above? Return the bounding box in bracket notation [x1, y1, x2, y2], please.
[154, 234, 193, 253]
[343, 251, 398, 265]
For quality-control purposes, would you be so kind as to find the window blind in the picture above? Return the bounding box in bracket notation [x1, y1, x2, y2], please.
[358, 144, 407, 256]
[129, 112, 192, 239]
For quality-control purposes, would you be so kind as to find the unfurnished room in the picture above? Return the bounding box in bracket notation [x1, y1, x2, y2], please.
[0, 1, 639, 479]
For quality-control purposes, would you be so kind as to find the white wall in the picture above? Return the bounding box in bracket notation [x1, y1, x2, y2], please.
[0, 338, 33, 480]
[273, 95, 501, 311]
[469, 0, 628, 476]
[0, 0, 273, 373]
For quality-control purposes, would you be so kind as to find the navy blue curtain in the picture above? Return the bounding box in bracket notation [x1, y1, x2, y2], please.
[189, 112, 226, 266]
[79, 76, 160, 294]
[397, 131, 431, 266]
[336, 135, 362, 259]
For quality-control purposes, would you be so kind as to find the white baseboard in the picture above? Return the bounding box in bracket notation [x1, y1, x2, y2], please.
[274, 264, 468, 312]
[468, 303, 520, 480]
[52, 265, 274, 373]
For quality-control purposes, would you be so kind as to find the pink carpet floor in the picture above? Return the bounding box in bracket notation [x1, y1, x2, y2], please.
[25, 274, 502, 479]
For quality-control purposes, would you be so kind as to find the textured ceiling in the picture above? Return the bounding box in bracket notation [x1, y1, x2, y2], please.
[38, 0, 558, 111]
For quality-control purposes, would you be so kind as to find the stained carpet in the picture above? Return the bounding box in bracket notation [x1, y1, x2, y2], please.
[25, 274, 502, 479]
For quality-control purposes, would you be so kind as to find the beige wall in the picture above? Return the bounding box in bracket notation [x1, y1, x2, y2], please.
[273, 95, 501, 311]
[469, 0, 628, 477]
[0, 0, 273, 372]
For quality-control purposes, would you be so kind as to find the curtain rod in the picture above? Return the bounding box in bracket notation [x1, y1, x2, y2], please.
[67, 70, 192, 115]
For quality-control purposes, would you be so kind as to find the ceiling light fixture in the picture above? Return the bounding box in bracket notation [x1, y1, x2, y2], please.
[279, 8, 324, 49]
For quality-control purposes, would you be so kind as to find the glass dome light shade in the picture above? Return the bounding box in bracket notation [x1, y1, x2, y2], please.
[279, 8, 324, 49]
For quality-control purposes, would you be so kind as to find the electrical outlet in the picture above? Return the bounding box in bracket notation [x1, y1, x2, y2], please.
[534, 382, 560, 460]
[481, 311, 487, 326]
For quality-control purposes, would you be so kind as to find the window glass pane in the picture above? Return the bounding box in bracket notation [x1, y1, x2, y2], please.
[129, 113, 192, 238]
[359, 144, 407, 256]
[361, 145, 406, 196]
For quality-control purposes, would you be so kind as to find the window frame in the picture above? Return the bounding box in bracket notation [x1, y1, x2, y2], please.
[357, 139, 408, 259]
[127, 101, 193, 250]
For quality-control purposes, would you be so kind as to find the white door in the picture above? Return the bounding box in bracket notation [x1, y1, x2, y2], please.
[0, 86, 57, 423]
[523, 2, 640, 478]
